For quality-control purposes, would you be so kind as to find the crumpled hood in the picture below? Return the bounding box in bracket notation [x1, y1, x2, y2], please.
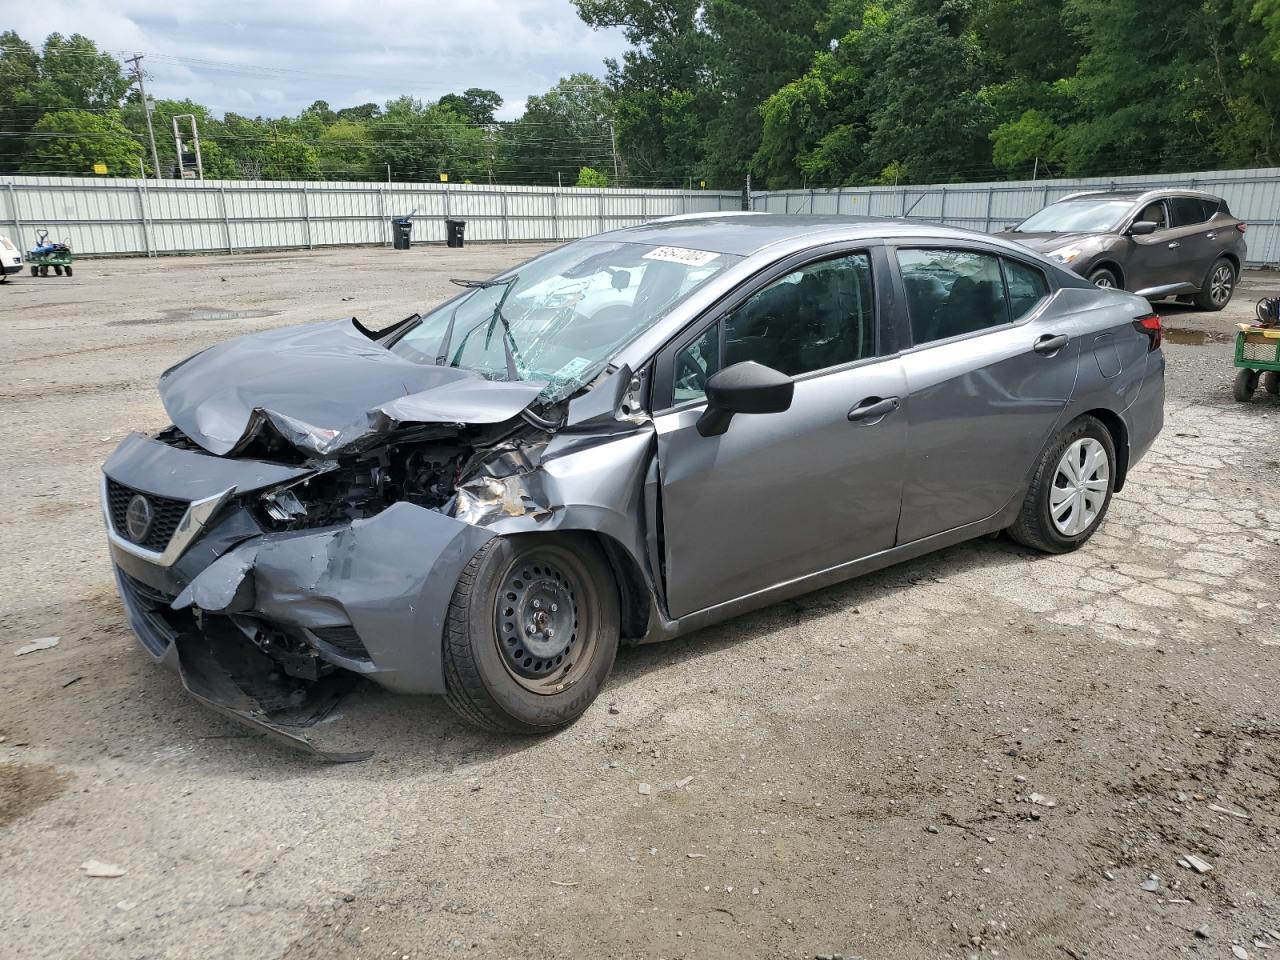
[996, 231, 1099, 254]
[159, 318, 547, 457]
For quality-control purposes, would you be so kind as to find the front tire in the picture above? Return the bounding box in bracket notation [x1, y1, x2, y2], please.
[1261, 371, 1279, 395]
[1195, 257, 1235, 311]
[1234, 368, 1259, 402]
[443, 534, 620, 733]
[1088, 266, 1120, 290]
[1009, 416, 1116, 554]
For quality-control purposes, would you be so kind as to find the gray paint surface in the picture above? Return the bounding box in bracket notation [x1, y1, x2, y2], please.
[100, 215, 1166, 751]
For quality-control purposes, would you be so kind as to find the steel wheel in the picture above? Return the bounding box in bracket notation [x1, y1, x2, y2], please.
[1049, 438, 1110, 536]
[1092, 274, 1115, 289]
[492, 552, 594, 695]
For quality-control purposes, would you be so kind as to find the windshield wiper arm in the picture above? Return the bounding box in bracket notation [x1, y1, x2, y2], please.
[435, 275, 518, 366]
[483, 279, 523, 382]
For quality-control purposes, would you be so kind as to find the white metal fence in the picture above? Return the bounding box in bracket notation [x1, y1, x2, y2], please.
[6, 167, 1280, 265]
[0, 175, 741, 257]
[750, 167, 1280, 267]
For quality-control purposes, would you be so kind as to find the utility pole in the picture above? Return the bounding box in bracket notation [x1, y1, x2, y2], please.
[1031, 156, 1039, 182]
[125, 54, 162, 179]
[607, 120, 620, 181]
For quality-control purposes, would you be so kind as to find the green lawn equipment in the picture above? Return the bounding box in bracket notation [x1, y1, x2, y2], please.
[1232, 297, 1280, 402]
[27, 230, 74, 278]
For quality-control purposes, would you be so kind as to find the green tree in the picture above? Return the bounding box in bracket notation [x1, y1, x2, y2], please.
[24, 109, 142, 175]
[369, 97, 487, 181]
[576, 165, 609, 186]
[507, 74, 615, 184]
[438, 88, 503, 125]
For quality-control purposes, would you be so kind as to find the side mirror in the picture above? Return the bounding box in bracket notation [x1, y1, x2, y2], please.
[1128, 220, 1158, 236]
[696, 361, 794, 437]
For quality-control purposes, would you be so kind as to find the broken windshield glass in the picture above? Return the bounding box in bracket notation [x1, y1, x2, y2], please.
[391, 240, 742, 400]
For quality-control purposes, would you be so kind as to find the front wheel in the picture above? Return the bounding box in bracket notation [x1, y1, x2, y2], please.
[443, 533, 620, 733]
[1088, 266, 1120, 290]
[1009, 416, 1116, 554]
[1234, 368, 1259, 402]
[1195, 257, 1235, 311]
[1261, 370, 1279, 395]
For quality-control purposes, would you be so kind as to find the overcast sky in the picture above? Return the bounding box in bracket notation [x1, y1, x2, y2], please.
[9, 0, 628, 120]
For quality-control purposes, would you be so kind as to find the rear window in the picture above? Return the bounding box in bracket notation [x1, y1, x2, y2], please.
[1169, 196, 1214, 227]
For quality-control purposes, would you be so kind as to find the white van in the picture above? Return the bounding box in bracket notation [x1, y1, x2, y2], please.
[0, 237, 22, 281]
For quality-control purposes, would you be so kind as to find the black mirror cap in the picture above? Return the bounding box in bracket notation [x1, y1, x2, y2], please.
[1128, 220, 1159, 236]
[696, 361, 794, 437]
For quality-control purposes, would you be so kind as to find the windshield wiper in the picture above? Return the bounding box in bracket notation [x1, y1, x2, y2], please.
[435, 275, 518, 366]
[440, 276, 524, 380]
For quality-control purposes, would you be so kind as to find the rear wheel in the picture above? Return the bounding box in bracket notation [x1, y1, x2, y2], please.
[443, 534, 620, 733]
[1009, 416, 1116, 554]
[64, 265, 72, 277]
[1195, 257, 1235, 311]
[1234, 368, 1259, 402]
[53, 264, 63, 276]
[1088, 266, 1120, 290]
[30, 265, 38, 277]
[1261, 371, 1279, 395]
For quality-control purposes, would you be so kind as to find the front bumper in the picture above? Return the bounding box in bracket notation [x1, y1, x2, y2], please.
[103, 433, 493, 752]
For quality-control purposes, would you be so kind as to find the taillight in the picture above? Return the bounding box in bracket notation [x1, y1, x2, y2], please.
[1133, 313, 1162, 351]
[1237, 223, 1248, 233]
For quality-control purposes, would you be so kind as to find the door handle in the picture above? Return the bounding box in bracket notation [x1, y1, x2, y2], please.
[1206, 232, 1217, 240]
[1033, 334, 1069, 355]
[1167, 241, 1180, 249]
[848, 396, 900, 422]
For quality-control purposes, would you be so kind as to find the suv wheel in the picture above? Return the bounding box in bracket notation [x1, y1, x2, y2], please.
[1009, 416, 1116, 554]
[1195, 257, 1235, 311]
[1088, 266, 1119, 290]
[443, 533, 620, 733]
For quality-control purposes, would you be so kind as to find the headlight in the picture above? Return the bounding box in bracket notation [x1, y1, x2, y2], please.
[1049, 247, 1082, 264]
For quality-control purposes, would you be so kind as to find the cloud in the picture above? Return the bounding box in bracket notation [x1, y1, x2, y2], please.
[8, 0, 626, 119]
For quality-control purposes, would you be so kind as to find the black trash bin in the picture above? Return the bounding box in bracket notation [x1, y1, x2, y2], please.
[391, 216, 413, 250]
[445, 218, 466, 248]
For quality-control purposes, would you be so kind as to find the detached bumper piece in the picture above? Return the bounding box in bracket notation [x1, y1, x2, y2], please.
[115, 567, 370, 762]
[174, 627, 370, 764]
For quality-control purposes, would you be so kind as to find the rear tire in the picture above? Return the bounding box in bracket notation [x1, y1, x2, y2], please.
[1194, 257, 1235, 311]
[64, 265, 72, 277]
[1009, 415, 1116, 554]
[30, 265, 38, 277]
[1088, 266, 1120, 290]
[1262, 371, 1279, 395]
[443, 534, 620, 734]
[1234, 368, 1259, 402]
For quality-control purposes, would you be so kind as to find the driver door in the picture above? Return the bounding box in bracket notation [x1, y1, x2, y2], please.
[1125, 198, 1183, 291]
[653, 247, 908, 620]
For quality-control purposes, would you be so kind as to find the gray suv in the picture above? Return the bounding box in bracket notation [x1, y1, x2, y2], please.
[999, 190, 1247, 311]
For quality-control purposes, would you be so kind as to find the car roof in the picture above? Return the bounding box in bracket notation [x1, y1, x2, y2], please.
[594, 213, 1026, 258]
[1056, 188, 1224, 204]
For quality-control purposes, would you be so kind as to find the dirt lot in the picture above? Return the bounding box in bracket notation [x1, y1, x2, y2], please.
[1, 244, 1278, 960]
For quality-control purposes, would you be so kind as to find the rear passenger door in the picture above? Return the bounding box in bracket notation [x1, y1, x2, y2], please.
[893, 245, 1080, 544]
[1166, 195, 1221, 282]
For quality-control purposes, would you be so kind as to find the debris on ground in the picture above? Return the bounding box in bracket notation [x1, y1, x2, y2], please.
[637, 782, 651, 796]
[1140, 875, 1161, 893]
[1233, 945, 1249, 959]
[1029, 792, 1057, 808]
[1209, 803, 1252, 820]
[80, 860, 125, 878]
[608, 703, 621, 715]
[675, 775, 694, 789]
[14, 637, 59, 657]
[1182, 854, 1213, 874]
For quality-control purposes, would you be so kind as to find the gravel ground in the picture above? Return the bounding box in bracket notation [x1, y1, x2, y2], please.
[1, 245, 1278, 960]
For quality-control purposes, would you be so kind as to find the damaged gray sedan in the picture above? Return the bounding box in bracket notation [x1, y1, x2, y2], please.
[102, 215, 1164, 753]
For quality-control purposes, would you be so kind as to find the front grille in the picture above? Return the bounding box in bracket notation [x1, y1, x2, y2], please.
[106, 478, 190, 553]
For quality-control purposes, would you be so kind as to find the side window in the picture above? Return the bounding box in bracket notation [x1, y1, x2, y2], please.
[721, 252, 876, 377]
[897, 248, 1010, 346]
[1169, 196, 1210, 227]
[673, 324, 720, 404]
[1137, 200, 1168, 229]
[1003, 259, 1050, 320]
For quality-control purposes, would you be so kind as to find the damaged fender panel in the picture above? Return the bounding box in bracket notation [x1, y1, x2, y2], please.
[174, 502, 494, 694]
[158, 319, 545, 457]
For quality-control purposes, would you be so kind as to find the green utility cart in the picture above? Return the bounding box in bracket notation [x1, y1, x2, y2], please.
[1233, 319, 1280, 401]
[27, 230, 74, 278]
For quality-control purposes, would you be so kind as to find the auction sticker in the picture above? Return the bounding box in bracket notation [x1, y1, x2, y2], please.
[642, 246, 721, 266]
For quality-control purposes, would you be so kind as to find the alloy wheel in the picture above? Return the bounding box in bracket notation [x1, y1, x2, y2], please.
[1093, 275, 1115, 289]
[1049, 437, 1110, 536]
[1209, 263, 1233, 306]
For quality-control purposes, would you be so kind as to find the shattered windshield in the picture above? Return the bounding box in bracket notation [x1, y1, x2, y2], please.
[391, 240, 741, 400]
[1015, 199, 1134, 233]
